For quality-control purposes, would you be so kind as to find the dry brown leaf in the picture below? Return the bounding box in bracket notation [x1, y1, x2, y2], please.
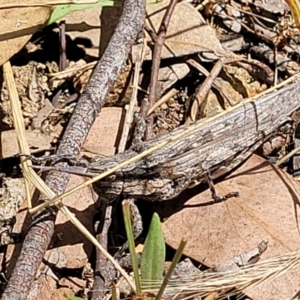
[195, 90, 223, 119]
[44, 174, 98, 269]
[0, 5, 53, 66]
[162, 154, 300, 299]
[158, 63, 190, 92]
[142, 0, 227, 60]
[27, 272, 85, 300]
[223, 65, 267, 98]
[82, 107, 124, 157]
[58, 276, 86, 296]
[28, 275, 57, 300]
[63, 6, 122, 57]
[1, 130, 54, 158]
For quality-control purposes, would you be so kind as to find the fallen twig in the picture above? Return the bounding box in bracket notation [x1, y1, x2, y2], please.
[185, 57, 226, 124]
[1, 0, 146, 298]
[139, 0, 178, 140]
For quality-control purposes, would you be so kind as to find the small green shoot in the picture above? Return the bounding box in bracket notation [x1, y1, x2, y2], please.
[122, 205, 186, 299]
[140, 212, 165, 294]
[46, 0, 121, 25]
[46, 0, 162, 25]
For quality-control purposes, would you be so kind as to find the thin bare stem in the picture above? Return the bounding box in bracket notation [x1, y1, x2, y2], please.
[139, 0, 178, 139]
[2, 0, 145, 298]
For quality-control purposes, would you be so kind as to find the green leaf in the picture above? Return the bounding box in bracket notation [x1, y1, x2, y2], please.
[140, 213, 165, 291]
[46, 0, 121, 25]
[46, 0, 162, 25]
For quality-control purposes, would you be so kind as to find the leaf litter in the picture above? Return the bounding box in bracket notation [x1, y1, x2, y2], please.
[2, 0, 300, 299]
[162, 154, 300, 299]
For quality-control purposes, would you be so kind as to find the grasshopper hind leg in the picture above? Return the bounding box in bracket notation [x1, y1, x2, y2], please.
[205, 170, 239, 202]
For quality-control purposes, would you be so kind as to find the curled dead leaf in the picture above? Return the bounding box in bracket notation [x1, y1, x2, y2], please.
[138, 0, 229, 61]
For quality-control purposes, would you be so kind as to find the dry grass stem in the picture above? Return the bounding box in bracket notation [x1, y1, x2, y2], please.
[0, 0, 99, 9]
[147, 88, 178, 116]
[276, 146, 300, 166]
[3, 61, 55, 208]
[141, 249, 300, 299]
[48, 61, 97, 80]
[3, 60, 135, 292]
